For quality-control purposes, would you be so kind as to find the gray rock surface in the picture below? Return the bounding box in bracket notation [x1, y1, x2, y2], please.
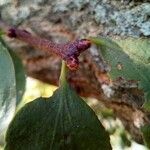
[0, 0, 150, 37]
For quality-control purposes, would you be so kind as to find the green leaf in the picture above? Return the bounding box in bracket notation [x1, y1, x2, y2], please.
[90, 37, 150, 110]
[0, 41, 16, 144]
[0, 39, 25, 145]
[141, 125, 150, 149]
[0, 30, 5, 36]
[8, 50, 26, 105]
[5, 82, 111, 149]
[115, 38, 150, 110]
[120, 131, 131, 148]
[0, 39, 26, 105]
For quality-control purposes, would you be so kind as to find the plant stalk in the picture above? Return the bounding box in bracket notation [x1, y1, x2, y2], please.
[59, 61, 68, 86]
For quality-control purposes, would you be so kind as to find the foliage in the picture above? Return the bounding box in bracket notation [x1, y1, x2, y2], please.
[141, 125, 150, 149]
[8, 49, 26, 105]
[5, 62, 111, 150]
[90, 37, 150, 110]
[0, 35, 150, 149]
[0, 40, 25, 145]
[0, 41, 16, 144]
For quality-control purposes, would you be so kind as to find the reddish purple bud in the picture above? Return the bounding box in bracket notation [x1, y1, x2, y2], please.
[66, 56, 79, 70]
[76, 39, 91, 52]
[64, 39, 91, 58]
[63, 39, 91, 70]
[7, 28, 17, 38]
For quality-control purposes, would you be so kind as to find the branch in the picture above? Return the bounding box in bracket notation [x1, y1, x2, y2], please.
[0, 20, 91, 70]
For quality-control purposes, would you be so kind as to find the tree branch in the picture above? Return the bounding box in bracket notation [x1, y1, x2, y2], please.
[0, 21, 91, 70]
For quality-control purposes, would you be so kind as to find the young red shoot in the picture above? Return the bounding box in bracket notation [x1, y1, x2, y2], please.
[7, 28, 91, 70]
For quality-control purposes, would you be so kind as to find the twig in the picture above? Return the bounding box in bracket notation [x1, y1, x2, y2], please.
[0, 20, 91, 70]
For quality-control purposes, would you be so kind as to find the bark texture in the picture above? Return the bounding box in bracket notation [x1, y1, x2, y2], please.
[0, 0, 150, 144]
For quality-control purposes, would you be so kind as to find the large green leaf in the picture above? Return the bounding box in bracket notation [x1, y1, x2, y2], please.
[0, 41, 16, 144]
[8, 50, 26, 105]
[0, 40, 25, 145]
[5, 79, 111, 149]
[115, 38, 150, 110]
[141, 125, 150, 149]
[90, 37, 150, 110]
[0, 39, 26, 105]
